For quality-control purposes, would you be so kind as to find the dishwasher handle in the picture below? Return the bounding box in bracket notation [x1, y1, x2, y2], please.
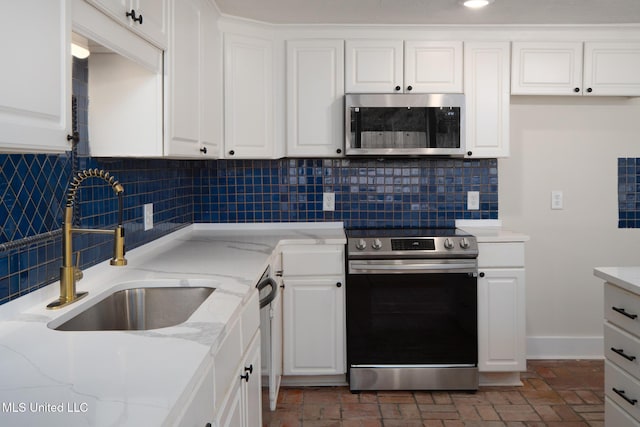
[257, 277, 278, 308]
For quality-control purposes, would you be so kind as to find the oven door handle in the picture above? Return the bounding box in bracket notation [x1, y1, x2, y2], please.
[348, 260, 477, 274]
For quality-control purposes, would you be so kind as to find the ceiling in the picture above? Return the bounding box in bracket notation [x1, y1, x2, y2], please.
[214, 0, 640, 26]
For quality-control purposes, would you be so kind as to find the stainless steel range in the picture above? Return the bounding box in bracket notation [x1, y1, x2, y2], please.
[345, 228, 479, 391]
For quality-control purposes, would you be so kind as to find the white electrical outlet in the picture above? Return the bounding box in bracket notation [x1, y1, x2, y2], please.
[467, 191, 480, 210]
[551, 190, 563, 210]
[323, 192, 335, 211]
[144, 203, 154, 230]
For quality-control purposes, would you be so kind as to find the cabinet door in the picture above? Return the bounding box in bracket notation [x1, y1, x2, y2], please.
[464, 42, 510, 158]
[511, 42, 583, 95]
[477, 268, 526, 372]
[224, 34, 275, 158]
[584, 42, 640, 96]
[286, 40, 345, 157]
[176, 359, 214, 427]
[199, 0, 222, 157]
[345, 40, 403, 93]
[241, 333, 262, 427]
[283, 277, 345, 375]
[404, 41, 463, 93]
[0, 0, 71, 153]
[216, 378, 242, 427]
[166, 0, 200, 157]
[87, 0, 168, 49]
[134, 0, 168, 48]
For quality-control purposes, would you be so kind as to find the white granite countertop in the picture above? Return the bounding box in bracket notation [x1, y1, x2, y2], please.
[0, 222, 345, 427]
[594, 267, 640, 295]
[456, 220, 530, 243]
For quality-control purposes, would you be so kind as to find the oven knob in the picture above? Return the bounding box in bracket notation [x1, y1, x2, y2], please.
[355, 239, 367, 250]
[460, 237, 470, 249]
[372, 239, 382, 250]
[444, 238, 454, 249]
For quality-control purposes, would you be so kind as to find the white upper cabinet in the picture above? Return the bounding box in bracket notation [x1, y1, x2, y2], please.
[224, 33, 276, 159]
[583, 42, 640, 96]
[404, 41, 463, 93]
[345, 40, 463, 93]
[286, 39, 345, 158]
[464, 42, 510, 158]
[85, 0, 168, 49]
[512, 41, 640, 96]
[165, 0, 221, 158]
[0, 0, 72, 153]
[345, 40, 403, 93]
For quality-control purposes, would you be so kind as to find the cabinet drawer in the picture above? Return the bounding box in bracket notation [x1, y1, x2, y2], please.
[282, 246, 344, 276]
[605, 283, 640, 336]
[606, 360, 640, 421]
[606, 397, 640, 427]
[606, 322, 640, 377]
[478, 243, 524, 268]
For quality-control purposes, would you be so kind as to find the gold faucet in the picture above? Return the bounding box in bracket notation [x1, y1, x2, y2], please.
[47, 169, 127, 310]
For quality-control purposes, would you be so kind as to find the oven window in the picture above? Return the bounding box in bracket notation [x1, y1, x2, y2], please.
[346, 272, 477, 366]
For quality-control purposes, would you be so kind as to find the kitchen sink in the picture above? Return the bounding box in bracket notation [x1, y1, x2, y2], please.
[52, 286, 215, 331]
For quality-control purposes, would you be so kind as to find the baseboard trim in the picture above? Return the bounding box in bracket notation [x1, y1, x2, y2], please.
[527, 336, 604, 359]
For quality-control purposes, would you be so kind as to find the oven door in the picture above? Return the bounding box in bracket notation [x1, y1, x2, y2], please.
[346, 259, 478, 390]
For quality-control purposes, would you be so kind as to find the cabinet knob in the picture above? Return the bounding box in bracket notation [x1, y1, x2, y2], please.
[406, 85, 413, 91]
[66, 132, 79, 143]
[126, 9, 143, 24]
[587, 87, 593, 93]
[336, 282, 342, 288]
[336, 148, 342, 154]
[574, 87, 580, 93]
[244, 364, 253, 374]
[240, 373, 250, 382]
[395, 86, 401, 91]
[467, 151, 473, 156]
[200, 147, 207, 154]
[206, 423, 212, 427]
[479, 272, 485, 278]
[228, 150, 235, 156]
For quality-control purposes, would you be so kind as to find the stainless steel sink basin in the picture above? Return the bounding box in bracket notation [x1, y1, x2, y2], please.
[53, 287, 215, 331]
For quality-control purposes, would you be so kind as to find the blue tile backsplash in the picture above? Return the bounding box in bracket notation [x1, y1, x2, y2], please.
[618, 158, 640, 228]
[0, 56, 498, 305]
[196, 158, 498, 228]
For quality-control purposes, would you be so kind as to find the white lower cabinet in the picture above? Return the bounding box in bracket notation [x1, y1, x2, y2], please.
[602, 282, 640, 425]
[477, 268, 526, 372]
[283, 277, 345, 375]
[175, 359, 214, 427]
[216, 333, 261, 427]
[281, 245, 346, 378]
[477, 241, 527, 376]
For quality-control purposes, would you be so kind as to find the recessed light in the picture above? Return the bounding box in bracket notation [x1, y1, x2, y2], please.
[461, 0, 495, 9]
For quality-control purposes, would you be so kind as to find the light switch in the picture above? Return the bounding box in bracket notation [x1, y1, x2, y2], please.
[551, 190, 563, 210]
[144, 203, 154, 230]
[467, 191, 480, 210]
[323, 193, 335, 211]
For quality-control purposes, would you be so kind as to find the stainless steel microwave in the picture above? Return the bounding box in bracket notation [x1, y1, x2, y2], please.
[345, 93, 465, 157]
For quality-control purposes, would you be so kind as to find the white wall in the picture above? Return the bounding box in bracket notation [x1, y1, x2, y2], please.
[500, 95, 640, 358]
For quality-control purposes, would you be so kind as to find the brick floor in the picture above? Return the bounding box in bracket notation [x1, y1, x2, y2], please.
[262, 360, 604, 426]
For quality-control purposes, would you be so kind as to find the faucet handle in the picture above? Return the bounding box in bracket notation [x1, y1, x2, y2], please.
[74, 252, 83, 281]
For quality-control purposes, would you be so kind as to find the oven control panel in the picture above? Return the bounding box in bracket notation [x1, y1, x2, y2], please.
[347, 235, 478, 259]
